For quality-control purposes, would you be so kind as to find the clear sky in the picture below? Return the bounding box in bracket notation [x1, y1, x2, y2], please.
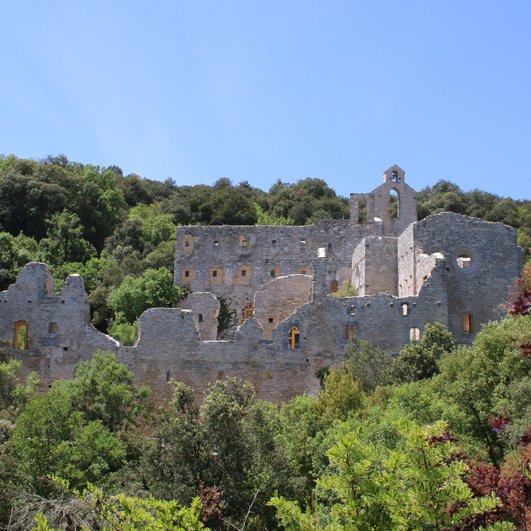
[1, 1, 530, 199]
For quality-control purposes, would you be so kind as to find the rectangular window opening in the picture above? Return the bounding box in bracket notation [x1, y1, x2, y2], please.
[463, 314, 472, 334]
[49, 322, 57, 334]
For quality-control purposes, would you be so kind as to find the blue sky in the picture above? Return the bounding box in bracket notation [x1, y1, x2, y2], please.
[1, 1, 530, 199]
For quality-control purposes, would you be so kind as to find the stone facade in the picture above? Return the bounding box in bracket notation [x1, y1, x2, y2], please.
[0, 166, 524, 402]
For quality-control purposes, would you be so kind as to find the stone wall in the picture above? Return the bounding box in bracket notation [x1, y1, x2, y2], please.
[0, 167, 523, 404]
[412, 212, 523, 342]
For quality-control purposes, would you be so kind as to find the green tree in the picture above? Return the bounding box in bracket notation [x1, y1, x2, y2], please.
[270, 420, 505, 530]
[65, 351, 149, 433]
[108, 268, 188, 323]
[392, 322, 455, 384]
[435, 316, 531, 464]
[344, 337, 393, 393]
[25, 481, 204, 530]
[0, 231, 39, 289]
[315, 368, 366, 428]
[39, 210, 96, 267]
[139, 382, 204, 505]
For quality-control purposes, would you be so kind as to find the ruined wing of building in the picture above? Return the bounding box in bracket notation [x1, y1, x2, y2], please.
[0, 166, 524, 402]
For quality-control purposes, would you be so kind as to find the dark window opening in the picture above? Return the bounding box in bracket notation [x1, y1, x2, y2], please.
[63, 346, 68, 351]
[344, 324, 356, 340]
[330, 280, 339, 293]
[184, 270, 190, 277]
[198, 313, 203, 323]
[272, 240, 277, 247]
[212, 270, 218, 277]
[268, 317, 274, 323]
[241, 269, 247, 277]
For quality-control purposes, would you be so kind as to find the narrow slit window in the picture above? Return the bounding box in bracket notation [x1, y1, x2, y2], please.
[401, 303, 409, 316]
[463, 314, 472, 334]
[198, 313, 203, 323]
[272, 239, 277, 247]
[49, 322, 57, 333]
[241, 269, 247, 277]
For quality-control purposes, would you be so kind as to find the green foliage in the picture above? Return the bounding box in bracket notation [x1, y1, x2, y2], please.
[216, 297, 237, 337]
[8, 353, 148, 497]
[39, 210, 96, 267]
[207, 186, 258, 225]
[392, 322, 456, 383]
[139, 382, 203, 505]
[343, 337, 392, 392]
[0, 340, 38, 420]
[65, 351, 149, 432]
[10, 387, 123, 493]
[254, 203, 294, 225]
[29, 480, 204, 530]
[329, 279, 357, 298]
[315, 368, 366, 427]
[0, 231, 40, 289]
[270, 420, 504, 530]
[108, 319, 138, 346]
[108, 268, 188, 323]
[435, 316, 531, 463]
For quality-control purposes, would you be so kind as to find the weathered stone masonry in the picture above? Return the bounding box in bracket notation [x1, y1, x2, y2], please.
[0, 166, 524, 402]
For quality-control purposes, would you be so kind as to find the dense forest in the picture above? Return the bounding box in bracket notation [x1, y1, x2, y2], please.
[0, 154, 530, 529]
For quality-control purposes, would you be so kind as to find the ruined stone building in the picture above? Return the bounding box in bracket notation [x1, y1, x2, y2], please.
[0, 166, 524, 402]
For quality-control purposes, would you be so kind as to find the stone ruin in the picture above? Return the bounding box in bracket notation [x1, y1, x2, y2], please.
[0, 166, 524, 402]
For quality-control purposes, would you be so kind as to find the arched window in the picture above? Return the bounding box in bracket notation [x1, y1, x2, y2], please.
[330, 280, 339, 293]
[13, 320, 28, 350]
[389, 189, 399, 218]
[288, 326, 300, 349]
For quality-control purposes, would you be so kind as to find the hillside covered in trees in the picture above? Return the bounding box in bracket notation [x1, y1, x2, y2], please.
[0, 154, 529, 344]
